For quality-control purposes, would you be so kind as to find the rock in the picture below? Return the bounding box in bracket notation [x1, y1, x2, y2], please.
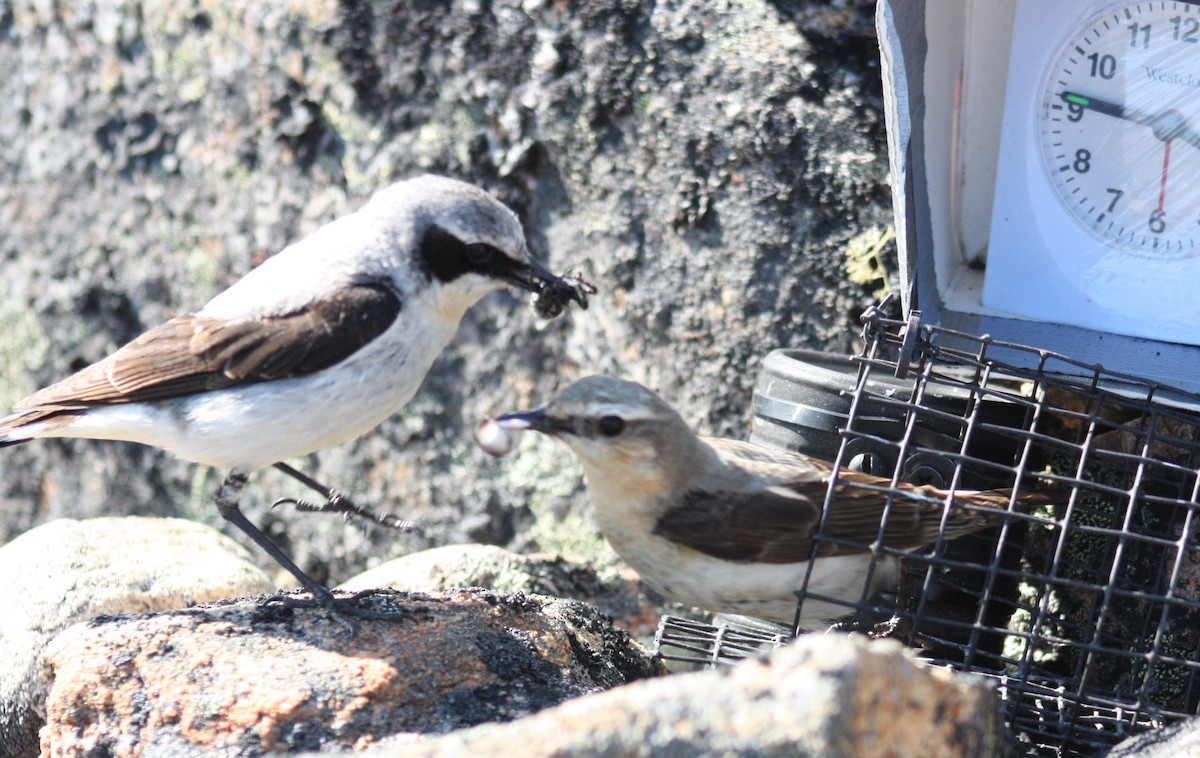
[1106, 717, 1200, 757]
[0, 0, 894, 582]
[0, 517, 272, 758]
[337, 543, 659, 634]
[39, 589, 663, 756]
[372, 633, 1004, 757]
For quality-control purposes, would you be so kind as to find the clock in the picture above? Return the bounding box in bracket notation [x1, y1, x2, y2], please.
[1037, 1, 1200, 257]
[983, 0, 1200, 346]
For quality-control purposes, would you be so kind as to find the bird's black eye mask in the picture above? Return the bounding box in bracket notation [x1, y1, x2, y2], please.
[418, 224, 596, 319]
[420, 224, 509, 284]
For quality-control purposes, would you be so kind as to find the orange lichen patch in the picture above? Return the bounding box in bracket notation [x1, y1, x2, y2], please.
[40, 589, 660, 755]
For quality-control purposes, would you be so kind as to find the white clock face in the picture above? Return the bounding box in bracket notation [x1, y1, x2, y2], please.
[1038, 1, 1200, 258]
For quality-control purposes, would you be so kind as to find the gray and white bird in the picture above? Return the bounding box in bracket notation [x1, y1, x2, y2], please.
[0, 175, 590, 615]
[492, 375, 1053, 628]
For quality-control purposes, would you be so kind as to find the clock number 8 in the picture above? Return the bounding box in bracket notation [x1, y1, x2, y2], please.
[1073, 149, 1091, 173]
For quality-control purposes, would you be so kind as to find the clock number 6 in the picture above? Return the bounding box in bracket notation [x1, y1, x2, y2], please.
[1149, 211, 1166, 234]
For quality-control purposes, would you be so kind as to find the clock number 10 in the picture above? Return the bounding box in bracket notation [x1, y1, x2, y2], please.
[1088, 53, 1117, 78]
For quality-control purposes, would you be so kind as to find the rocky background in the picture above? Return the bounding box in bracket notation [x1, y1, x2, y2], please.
[0, 0, 894, 587]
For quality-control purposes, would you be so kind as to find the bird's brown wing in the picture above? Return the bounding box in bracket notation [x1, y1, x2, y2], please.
[655, 455, 1011, 565]
[14, 281, 402, 412]
[653, 484, 827, 564]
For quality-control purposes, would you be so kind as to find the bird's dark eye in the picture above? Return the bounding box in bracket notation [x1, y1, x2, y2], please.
[597, 415, 625, 437]
[466, 243, 495, 265]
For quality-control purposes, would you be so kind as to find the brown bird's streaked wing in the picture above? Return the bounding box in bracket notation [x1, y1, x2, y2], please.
[14, 282, 402, 412]
[653, 484, 827, 564]
[655, 447, 1027, 565]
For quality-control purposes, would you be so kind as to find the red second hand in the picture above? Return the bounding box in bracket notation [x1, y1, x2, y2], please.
[1157, 137, 1173, 214]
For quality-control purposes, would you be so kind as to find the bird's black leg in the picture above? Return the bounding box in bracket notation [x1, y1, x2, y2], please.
[217, 471, 338, 606]
[271, 462, 420, 533]
[215, 471, 402, 630]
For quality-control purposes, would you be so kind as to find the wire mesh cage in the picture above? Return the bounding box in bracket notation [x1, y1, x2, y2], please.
[652, 303, 1200, 756]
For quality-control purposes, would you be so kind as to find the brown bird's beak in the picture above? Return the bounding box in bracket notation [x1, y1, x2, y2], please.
[495, 409, 570, 436]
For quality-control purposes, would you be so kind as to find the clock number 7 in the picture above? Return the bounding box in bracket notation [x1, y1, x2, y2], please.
[1105, 188, 1123, 213]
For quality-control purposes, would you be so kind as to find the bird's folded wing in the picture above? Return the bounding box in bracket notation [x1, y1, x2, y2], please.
[653, 485, 826, 564]
[14, 281, 402, 410]
[655, 475, 975, 565]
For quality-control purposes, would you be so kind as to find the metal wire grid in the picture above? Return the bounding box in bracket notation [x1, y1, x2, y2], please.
[806, 306, 1200, 755]
[653, 615, 790, 668]
[653, 305, 1200, 756]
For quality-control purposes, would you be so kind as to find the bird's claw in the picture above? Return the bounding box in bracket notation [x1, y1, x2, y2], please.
[272, 493, 421, 534]
[258, 589, 409, 635]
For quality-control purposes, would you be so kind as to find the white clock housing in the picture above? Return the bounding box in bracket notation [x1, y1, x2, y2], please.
[984, 0, 1200, 345]
[880, 0, 1200, 390]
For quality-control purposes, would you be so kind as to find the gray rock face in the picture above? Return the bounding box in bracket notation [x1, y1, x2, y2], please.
[0, 0, 891, 582]
[1107, 717, 1200, 758]
[38, 589, 663, 756]
[372, 633, 1004, 757]
[337, 543, 653, 628]
[0, 517, 272, 758]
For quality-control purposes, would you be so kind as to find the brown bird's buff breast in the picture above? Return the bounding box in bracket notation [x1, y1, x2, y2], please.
[574, 437, 888, 626]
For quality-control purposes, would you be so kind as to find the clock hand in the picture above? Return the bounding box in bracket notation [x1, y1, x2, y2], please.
[1156, 137, 1172, 220]
[1061, 91, 1144, 124]
[1062, 91, 1200, 152]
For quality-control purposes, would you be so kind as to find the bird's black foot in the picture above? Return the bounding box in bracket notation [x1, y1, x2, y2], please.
[271, 462, 420, 533]
[271, 493, 420, 532]
[261, 588, 409, 628]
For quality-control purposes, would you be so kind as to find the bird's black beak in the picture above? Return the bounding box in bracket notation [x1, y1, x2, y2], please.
[497, 255, 558, 294]
[495, 408, 568, 436]
[500, 255, 597, 320]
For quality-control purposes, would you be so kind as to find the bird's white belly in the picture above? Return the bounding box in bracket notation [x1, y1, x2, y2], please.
[57, 315, 457, 472]
[178, 370, 421, 469]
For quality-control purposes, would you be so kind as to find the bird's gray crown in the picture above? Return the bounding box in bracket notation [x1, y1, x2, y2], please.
[546, 376, 684, 429]
[367, 175, 532, 287]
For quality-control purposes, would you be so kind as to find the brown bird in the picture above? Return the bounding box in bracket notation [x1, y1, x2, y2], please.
[491, 375, 1053, 627]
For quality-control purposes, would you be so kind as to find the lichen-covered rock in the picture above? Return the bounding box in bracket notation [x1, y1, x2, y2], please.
[0, 517, 272, 758]
[39, 589, 663, 756]
[337, 543, 659, 634]
[375, 633, 1003, 757]
[0, 0, 892, 584]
